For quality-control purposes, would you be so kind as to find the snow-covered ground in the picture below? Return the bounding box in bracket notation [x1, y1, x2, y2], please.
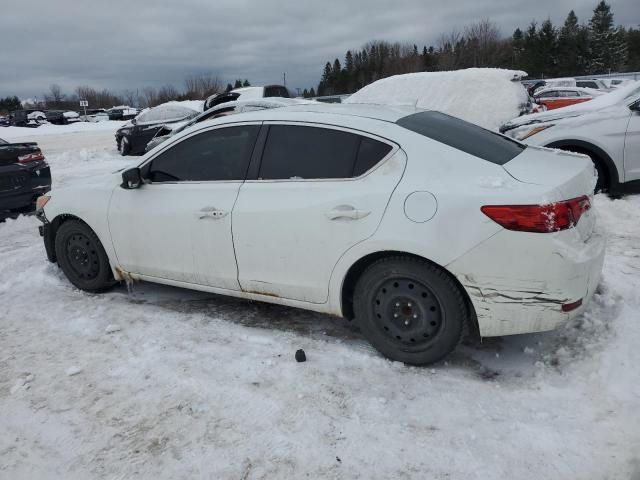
[1, 130, 639, 479]
[0, 120, 123, 140]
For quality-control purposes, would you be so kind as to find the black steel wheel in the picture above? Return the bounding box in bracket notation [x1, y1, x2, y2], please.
[54, 219, 116, 292]
[353, 256, 468, 365]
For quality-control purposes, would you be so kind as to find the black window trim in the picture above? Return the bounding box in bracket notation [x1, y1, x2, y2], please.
[138, 121, 264, 185]
[244, 120, 399, 183]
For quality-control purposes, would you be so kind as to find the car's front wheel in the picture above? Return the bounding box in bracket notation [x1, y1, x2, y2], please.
[353, 257, 468, 365]
[54, 220, 116, 292]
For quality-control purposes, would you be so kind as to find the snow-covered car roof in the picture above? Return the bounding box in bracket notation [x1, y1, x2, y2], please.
[230, 86, 264, 100]
[503, 80, 640, 129]
[344, 68, 529, 131]
[134, 101, 202, 125]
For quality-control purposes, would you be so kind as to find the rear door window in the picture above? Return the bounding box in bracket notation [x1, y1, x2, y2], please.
[397, 111, 525, 165]
[258, 125, 391, 180]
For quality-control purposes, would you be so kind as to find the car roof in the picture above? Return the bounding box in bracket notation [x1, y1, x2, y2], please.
[535, 86, 603, 95]
[200, 103, 422, 126]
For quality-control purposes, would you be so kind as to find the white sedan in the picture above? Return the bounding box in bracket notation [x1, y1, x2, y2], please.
[36, 104, 605, 365]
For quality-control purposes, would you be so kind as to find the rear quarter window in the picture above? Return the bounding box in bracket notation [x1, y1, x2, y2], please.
[396, 111, 525, 165]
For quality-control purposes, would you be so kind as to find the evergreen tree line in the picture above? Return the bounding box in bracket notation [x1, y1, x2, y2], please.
[0, 96, 21, 114]
[316, 1, 640, 96]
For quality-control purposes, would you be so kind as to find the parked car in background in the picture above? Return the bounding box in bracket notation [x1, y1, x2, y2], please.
[45, 110, 81, 125]
[145, 98, 315, 152]
[575, 79, 610, 90]
[37, 103, 604, 365]
[501, 81, 640, 194]
[608, 78, 635, 88]
[204, 84, 294, 110]
[533, 87, 604, 111]
[9, 110, 45, 127]
[1, 137, 51, 220]
[80, 109, 109, 122]
[107, 106, 138, 121]
[345, 68, 532, 130]
[116, 103, 200, 156]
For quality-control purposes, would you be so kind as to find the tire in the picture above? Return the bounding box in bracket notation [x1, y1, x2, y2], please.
[120, 136, 131, 156]
[353, 257, 467, 365]
[54, 220, 116, 292]
[592, 158, 608, 193]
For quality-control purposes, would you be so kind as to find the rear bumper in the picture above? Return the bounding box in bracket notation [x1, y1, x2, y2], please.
[448, 227, 606, 337]
[0, 162, 51, 219]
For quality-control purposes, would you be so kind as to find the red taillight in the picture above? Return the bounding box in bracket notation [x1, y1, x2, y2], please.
[481, 196, 591, 233]
[18, 151, 45, 164]
[562, 299, 583, 312]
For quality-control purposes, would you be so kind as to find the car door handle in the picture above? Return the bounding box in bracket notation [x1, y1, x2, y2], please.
[197, 207, 228, 220]
[326, 205, 371, 221]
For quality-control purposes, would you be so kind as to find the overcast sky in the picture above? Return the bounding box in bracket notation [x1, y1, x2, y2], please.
[2, 0, 639, 99]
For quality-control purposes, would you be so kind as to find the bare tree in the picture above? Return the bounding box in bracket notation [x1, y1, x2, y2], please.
[49, 84, 64, 103]
[464, 19, 503, 67]
[437, 30, 463, 70]
[184, 73, 223, 99]
[140, 86, 156, 108]
[122, 89, 137, 107]
[157, 84, 180, 104]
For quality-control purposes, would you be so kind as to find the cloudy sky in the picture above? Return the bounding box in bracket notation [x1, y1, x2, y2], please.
[2, 0, 639, 99]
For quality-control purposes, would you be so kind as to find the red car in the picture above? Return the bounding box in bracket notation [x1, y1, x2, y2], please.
[533, 87, 604, 111]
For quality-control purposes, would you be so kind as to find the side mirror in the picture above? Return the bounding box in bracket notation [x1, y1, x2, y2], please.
[121, 167, 142, 189]
[630, 101, 640, 112]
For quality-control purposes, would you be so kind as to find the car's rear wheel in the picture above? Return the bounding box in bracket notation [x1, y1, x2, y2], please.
[54, 220, 116, 292]
[119, 136, 131, 156]
[353, 257, 467, 365]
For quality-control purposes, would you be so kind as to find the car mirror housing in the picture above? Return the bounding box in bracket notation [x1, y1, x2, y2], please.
[121, 167, 142, 189]
[630, 101, 640, 112]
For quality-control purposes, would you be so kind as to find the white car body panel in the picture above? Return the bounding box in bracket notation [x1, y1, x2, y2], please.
[42, 104, 606, 337]
[108, 182, 241, 289]
[233, 134, 405, 304]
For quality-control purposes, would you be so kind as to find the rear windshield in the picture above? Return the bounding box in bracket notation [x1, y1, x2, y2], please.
[396, 111, 526, 165]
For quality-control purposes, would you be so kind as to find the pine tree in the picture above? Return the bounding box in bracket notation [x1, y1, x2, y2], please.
[345, 50, 354, 72]
[234, 79, 243, 89]
[512, 28, 524, 67]
[538, 19, 559, 77]
[225, 83, 233, 92]
[302, 88, 309, 98]
[627, 27, 640, 71]
[243, 79, 251, 87]
[558, 11, 581, 75]
[309, 87, 316, 97]
[589, 1, 627, 73]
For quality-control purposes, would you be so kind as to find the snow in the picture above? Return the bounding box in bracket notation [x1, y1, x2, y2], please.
[0, 120, 122, 140]
[135, 102, 202, 125]
[345, 68, 529, 130]
[1, 130, 640, 478]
